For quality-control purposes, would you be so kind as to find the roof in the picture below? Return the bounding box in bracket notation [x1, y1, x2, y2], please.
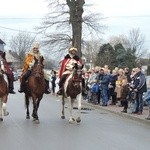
[0, 39, 6, 45]
[5, 51, 19, 63]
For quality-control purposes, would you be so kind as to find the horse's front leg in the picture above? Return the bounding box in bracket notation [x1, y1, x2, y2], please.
[76, 93, 82, 123]
[25, 95, 30, 119]
[61, 95, 65, 119]
[32, 98, 40, 124]
[2, 96, 9, 116]
[37, 96, 42, 109]
[68, 98, 75, 124]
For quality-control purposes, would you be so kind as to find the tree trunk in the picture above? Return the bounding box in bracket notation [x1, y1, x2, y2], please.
[67, 0, 85, 57]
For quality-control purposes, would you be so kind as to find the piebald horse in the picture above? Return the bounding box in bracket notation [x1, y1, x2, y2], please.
[0, 57, 9, 121]
[61, 63, 83, 124]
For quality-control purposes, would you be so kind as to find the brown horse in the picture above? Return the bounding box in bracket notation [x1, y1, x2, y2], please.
[24, 56, 46, 123]
[61, 63, 83, 124]
[0, 70, 9, 121]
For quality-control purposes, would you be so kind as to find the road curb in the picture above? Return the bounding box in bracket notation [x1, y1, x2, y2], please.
[82, 101, 150, 126]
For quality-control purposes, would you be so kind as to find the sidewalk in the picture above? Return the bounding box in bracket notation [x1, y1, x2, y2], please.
[53, 93, 150, 125]
[82, 100, 150, 125]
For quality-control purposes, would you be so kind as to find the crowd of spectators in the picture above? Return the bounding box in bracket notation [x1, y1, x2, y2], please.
[82, 65, 150, 120]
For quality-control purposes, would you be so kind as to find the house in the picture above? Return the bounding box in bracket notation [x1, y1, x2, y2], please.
[5, 51, 20, 71]
[0, 39, 6, 51]
[0, 38, 20, 70]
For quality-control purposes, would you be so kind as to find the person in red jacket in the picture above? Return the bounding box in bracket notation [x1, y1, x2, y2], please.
[57, 47, 82, 95]
[0, 50, 16, 94]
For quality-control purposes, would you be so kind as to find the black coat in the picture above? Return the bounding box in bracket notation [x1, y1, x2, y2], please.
[133, 71, 147, 93]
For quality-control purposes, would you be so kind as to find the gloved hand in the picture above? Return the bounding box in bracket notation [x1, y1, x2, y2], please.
[29, 59, 35, 69]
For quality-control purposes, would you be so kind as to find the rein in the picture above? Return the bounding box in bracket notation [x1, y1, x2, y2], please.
[31, 71, 44, 76]
[31, 62, 44, 77]
[72, 76, 82, 82]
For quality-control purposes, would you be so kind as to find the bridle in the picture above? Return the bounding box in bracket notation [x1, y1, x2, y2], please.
[31, 61, 44, 78]
[71, 68, 82, 87]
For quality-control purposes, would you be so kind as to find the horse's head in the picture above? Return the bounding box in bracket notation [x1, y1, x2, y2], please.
[72, 63, 83, 83]
[31, 56, 44, 77]
[66, 63, 83, 98]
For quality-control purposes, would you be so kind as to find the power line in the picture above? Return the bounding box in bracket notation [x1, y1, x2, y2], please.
[105, 15, 150, 19]
[0, 15, 150, 19]
[0, 25, 38, 34]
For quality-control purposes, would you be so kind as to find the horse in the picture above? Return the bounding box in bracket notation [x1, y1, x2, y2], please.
[0, 59, 9, 121]
[24, 56, 46, 123]
[61, 63, 83, 124]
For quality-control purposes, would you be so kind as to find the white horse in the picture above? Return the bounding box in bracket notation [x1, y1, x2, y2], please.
[61, 64, 83, 124]
[0, 58, 9, 121]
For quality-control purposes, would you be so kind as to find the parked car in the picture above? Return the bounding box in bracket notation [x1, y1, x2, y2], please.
[17, 69, 22, 79]
[143, 76, 150, 106]
[13, 71, 18, 81]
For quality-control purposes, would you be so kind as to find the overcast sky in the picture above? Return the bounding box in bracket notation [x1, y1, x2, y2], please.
[0, 0, 150, 50]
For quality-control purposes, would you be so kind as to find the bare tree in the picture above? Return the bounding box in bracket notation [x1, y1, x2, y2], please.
[37, 0, 105, 57]
[128, 28, 146, 57]
[83, 39, 102, 63]
[109, 28, 146, 58]
[9, 32, 35, 65]
[109, 34, 130, 49]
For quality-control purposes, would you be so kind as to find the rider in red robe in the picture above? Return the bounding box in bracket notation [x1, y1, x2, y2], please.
[57, 47, 83, 95]
[0, 50, 16, 94]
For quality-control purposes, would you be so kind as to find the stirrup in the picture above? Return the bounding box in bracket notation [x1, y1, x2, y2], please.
[45, 89, 51, 94]
[57, 89, 62, 95]
[18, 88, 24, 93]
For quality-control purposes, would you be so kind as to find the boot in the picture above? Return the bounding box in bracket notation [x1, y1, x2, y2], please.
[45, 80, 51, 94]
[7, 75, 16, 94]
[18, 78, 26, 93]
[57, 88, 62, 95]
[9, 89, 16, 94]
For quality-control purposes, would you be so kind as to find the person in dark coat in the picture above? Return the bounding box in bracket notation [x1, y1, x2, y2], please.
[100, 69, 111, 106]
[0, 50, 16, 94]
[132, 66, 147, 115]
[51, 70, 56, 94]
[109, 69, 118, 105]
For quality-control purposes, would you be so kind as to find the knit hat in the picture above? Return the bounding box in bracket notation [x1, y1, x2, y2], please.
[68, 47, 77, 52]
[32, 42, 40, 49]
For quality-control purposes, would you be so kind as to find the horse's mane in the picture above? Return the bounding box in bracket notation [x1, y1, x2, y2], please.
[65, 63, 83, 98]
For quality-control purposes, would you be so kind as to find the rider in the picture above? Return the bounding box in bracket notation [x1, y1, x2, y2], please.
[0, 50, 16, 94]
[18, 42, 51, 94]
[57, 47, 84, 95]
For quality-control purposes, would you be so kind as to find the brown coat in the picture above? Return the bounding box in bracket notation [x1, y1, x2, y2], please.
[115, 75, 127, 99]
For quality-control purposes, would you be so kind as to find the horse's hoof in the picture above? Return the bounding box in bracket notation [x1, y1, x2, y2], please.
[61, 116, 65, 119]
[76, 117, 81, 123]
[4, 112, 9, 116]
[26, 116, 30, 119]
[33, 118, 36, 121]
[69, 118, 74, 124]
[35, 120, 40, 124]
[0, 118, 3, 121]
[69, 120, 74, 124]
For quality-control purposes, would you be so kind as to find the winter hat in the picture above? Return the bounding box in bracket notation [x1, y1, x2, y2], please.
[32, 42, 40, 49]
[68, 47, 77, 52]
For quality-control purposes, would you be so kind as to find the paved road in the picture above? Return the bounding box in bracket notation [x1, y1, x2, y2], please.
[0, 81, 150, 150]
